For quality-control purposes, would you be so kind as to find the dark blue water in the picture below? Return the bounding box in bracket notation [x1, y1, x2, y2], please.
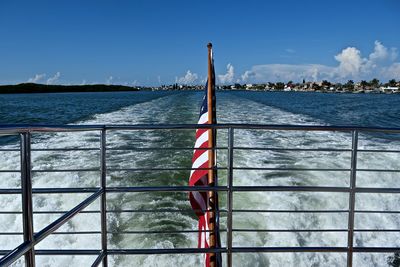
[1, 91, 399, 127]
[0, 91, 175, 124]
[1, 90, 400, 146]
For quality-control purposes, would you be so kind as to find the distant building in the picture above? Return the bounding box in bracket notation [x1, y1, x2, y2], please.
[380, 86, 399, 93]
[284, 84, 292, 91]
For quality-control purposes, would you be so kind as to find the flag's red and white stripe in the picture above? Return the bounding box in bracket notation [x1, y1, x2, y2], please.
[189, 47, 220, 267]
[189, 93, 212, 265]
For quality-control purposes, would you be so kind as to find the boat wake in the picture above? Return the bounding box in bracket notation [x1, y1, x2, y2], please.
[1, 92, 399, 266]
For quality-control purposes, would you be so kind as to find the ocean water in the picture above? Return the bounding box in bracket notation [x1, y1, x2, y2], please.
[0, 91, 400, 266]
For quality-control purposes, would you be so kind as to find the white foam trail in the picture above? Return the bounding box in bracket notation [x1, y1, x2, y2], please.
[0, 95, 201, 266]
[1, 92, 399, 266]
[216, 93, 400, 266]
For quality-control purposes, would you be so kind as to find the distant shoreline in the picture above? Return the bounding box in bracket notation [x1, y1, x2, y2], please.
[0, 83, 140, 94]
[1, 83, 399, 95]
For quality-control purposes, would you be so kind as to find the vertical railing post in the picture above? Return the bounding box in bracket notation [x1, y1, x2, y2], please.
[347, 130, 358, 267]
[226, 128, 234, 267]
[20, 132, 35, 267]
[100, 129, 108, 267]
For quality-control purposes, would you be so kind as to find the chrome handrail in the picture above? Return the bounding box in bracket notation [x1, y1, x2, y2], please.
[0, 124, 399, 267]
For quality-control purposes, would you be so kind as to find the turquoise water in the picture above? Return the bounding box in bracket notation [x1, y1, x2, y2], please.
[1, 91, 400, 266]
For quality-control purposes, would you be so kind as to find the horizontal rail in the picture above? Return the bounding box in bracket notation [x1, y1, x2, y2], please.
[2, 209, 400, 215]
[107, 230, 227, 234]
[0, 249, 101, 256]
[233, 229, 347, 232]
[236, 147, 400, 153]
[0, 209, 227, 214]
[0, 188, 100, 194]
[30, 167, 226, 172]
[355, 187, 400, 193]
[105, 208, 227, 213]
[2, 247, 400, 256]
[0, 188, 21, 194]
[358, 149, 400, 153]
[233, 186, 400, 194]
[0, 231, 102, 235]
[356, 169, 400, 172]
[119, 229, 400, 234]
[0, 170, 20, 173]
[232, 209, 349, 213]
[4, 146, 399, 153]
[0, 210, 101, 214]
[3, 186, 400, 195]
[355, 210, 400, 213]
[233, 167, 350, 171]
[0, 209, 400, 218]
[106, 186, 228, 192]
[232, 186, 350, 192]
[107, 248, 227, 255]
[233, 247, 400, 253]
[106, 167, 227, 172]
[3, 228, 400, 236]
[233, 209, 400, 214]
[1, 123, 400, 133]
[31, 148, 100, 151]
[32, 168, 99, 173]
[104, 246, 400, 254]
[107, 146, 228, 151]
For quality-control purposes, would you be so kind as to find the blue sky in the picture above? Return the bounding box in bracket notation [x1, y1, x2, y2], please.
[0, 0, 399, 85]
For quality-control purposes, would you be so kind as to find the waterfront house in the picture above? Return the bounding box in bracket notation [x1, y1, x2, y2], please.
[246, 84, 254, 90]
[380, 86, 399, 93]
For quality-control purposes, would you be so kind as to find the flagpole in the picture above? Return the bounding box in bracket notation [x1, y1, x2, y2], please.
[207, 42, 217, 267]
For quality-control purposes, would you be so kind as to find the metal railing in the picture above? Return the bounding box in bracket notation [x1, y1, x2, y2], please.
[0, 124, 400, 266]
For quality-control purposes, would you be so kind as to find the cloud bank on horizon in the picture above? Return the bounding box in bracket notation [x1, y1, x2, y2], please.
[175, 41, 399, 85]
[27, 72, 61, 85]
[27, 41, 400, 86]
[175, 70, 199, 85]
[232, 41, 399, 84]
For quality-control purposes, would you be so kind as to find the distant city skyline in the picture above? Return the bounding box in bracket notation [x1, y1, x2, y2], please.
[0, 0, 399, 86]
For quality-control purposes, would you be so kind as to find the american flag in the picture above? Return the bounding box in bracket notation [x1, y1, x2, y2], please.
[189, 50, 220, 266]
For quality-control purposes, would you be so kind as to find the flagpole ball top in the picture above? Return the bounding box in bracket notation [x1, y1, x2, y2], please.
[207, 43, 212, 49]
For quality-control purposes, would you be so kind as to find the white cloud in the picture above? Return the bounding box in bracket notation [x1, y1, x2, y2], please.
[369, 41, 390, 62]
[390, 48, 398, 61]
[240, 41, 400, 82]
[176, 70, 198, 84]
[106, 76, 113, 85]
[241, 70, 256, 82]
[46, 72, 61, 85]
[285, 48, 295, 53]
[381, 63, 400, 80]
[200, 76, 207, 84]
[218, 63, 235, 84]
[241, 64, 334, 82]
[334, 47, 365, 78]
[28, 73, 46, 83]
